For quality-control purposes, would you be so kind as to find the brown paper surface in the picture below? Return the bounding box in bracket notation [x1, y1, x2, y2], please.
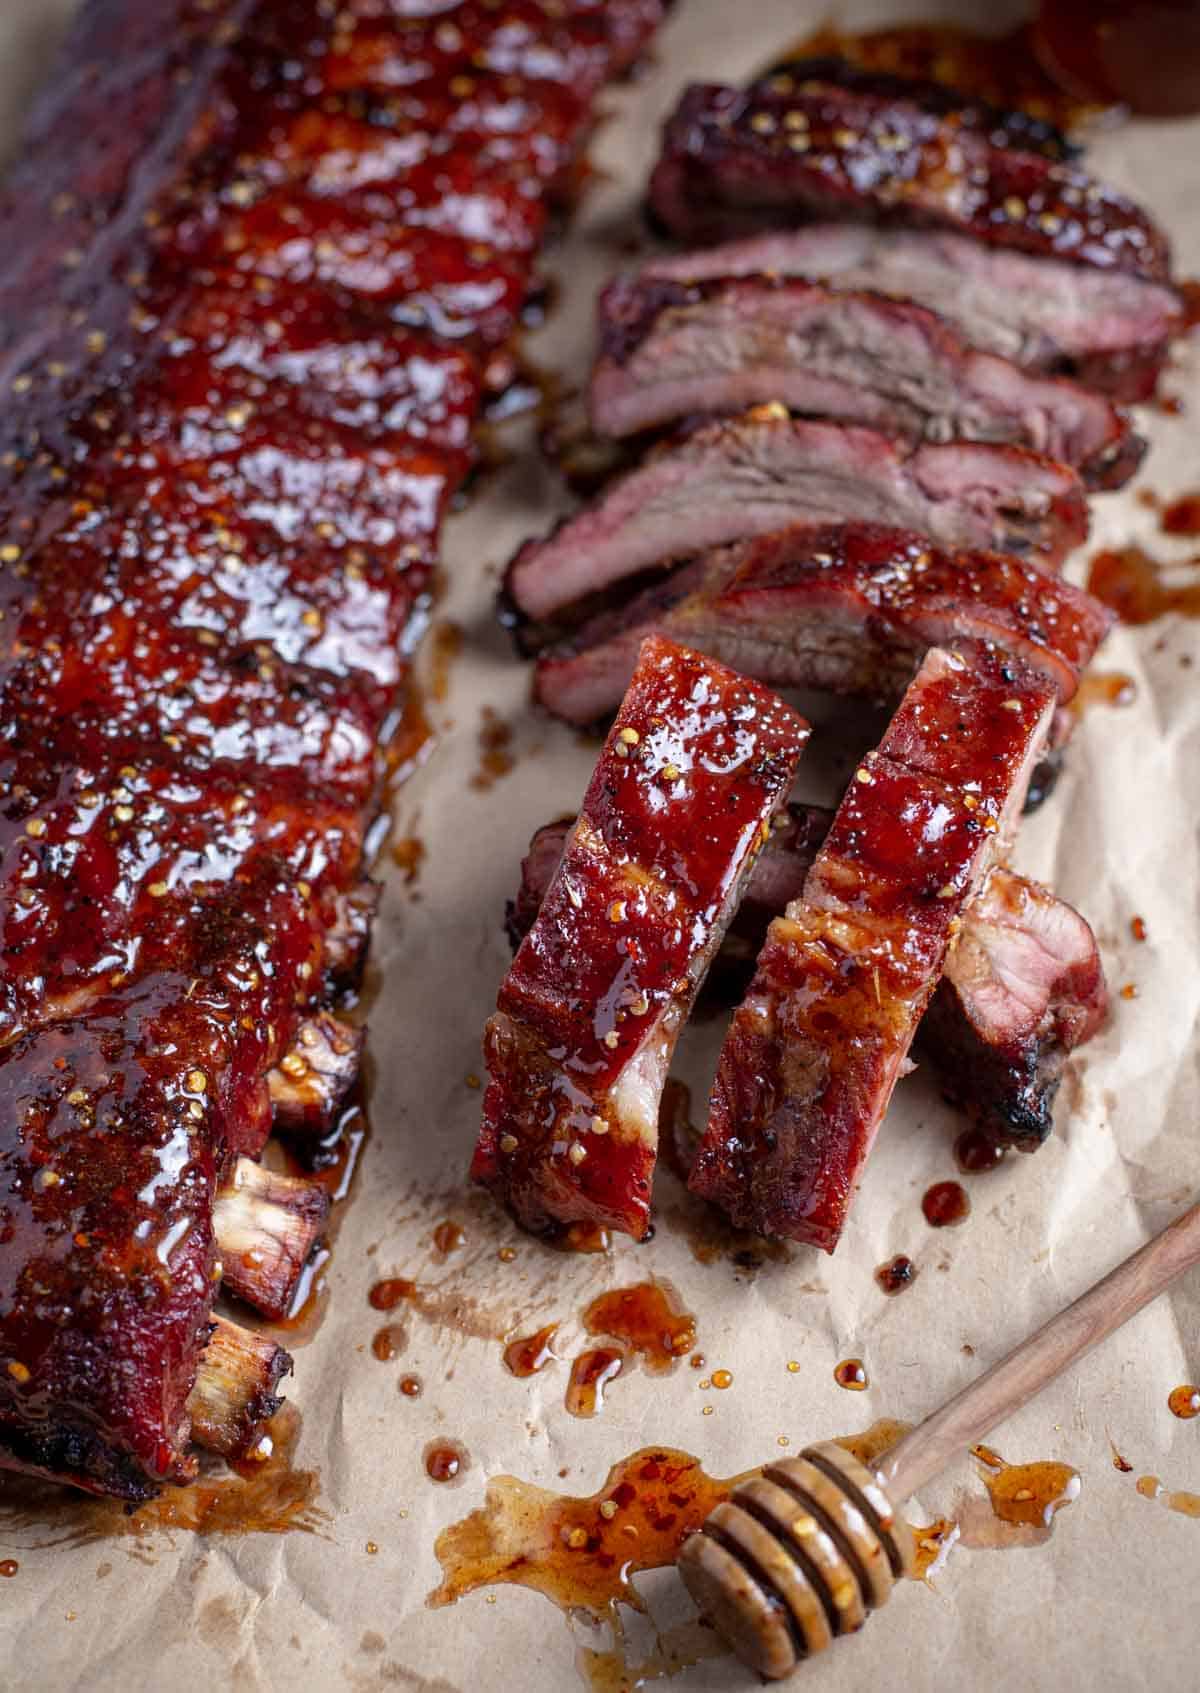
[2, 2, 1199, 1688]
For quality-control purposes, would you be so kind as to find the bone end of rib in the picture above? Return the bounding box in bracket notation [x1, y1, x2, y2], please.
[189, 1314, 292, 1460]
[267, 1011, 364, 1136]
[213, 1156, 331, 1321]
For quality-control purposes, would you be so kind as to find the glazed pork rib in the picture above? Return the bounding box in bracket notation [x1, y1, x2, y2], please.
[534, 521, 1112, 725]
[507, 807, 1109, 1155]
[647, 75, 1172, 282]
[640, 226, 1182, 404]
[505, 410, 1088, 627]
[0, 0, 666, 1499]
[590, 275, 1142, 488]
[690, 643, 1057, 1250]
[473, 636, 809, 1241]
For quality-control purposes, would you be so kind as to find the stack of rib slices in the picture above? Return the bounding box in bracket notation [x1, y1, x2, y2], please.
[481, 54, 1183, 1250]
[0, 0, 667, 1501]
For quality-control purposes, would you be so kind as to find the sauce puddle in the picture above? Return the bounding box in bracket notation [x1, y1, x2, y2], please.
[1087, 546, 1200, 624]
[566, 1282, 696, 1420]
[955, 1444, 1081, 1548]
[429, 1447, 749, 1617]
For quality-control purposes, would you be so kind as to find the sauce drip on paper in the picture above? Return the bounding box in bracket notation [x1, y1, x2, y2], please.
[503, 1323, 559, 1378]
[1087, 547, 1200, 625]
[564, 1282, 696, 1418]
[875, 1255, 918, 1296]
[955, 1128, 1006, 1174]
[922, 1181, 970, 1228]
[971, 1445, 1081, 1528]
[0, 1407, 324, 1543]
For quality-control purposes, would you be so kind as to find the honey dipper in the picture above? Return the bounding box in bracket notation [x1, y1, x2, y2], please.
[679, 1200, 1200, 1678]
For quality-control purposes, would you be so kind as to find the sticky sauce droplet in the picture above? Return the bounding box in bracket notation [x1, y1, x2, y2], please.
[503, 1324, 559, 1378]
[432, 1219, 465, 1256]
[922, 1181, 970, 1227]
[875, 1254, 918, 1295]
[369, 1277, 415, 1311]
[425, 1440, 468, 1483]
[711, 1369, 733, 1390]
[954, 1128, 1006, 1174]
[1168, 1384, 1200, 1419]
[834, 1358, 869, 1391]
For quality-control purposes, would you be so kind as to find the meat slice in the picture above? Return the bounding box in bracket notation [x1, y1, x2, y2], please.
[690, 643, 1056, 1250]
[509, 809, 1108, 1149]
[917, 869, 1108, 1150]
[506, 410, 1089, 625]
[473, 635, 809, 1241]
[640, 225, 1181, 404]
[591, 275, 1142, 487]
[534, 521, 1112, 724]
[648, 80, 1171, 283]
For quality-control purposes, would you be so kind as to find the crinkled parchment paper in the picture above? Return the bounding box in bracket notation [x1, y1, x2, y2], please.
[1, 1, 1199, 1688]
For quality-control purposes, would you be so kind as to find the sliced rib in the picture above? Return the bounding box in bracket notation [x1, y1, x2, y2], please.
[506, 410, 1088, 625]
[640, 225, 1181, 404]
[690, 643, 1056, 1251]
[591, 275, 1142, 487]
[473, 635, 809, 1241]
[648, 79, 1171, 282]
[508, 807, 1108, 1153]
[917, 868, 1109, 1150]
[534, 521, 1112, 724]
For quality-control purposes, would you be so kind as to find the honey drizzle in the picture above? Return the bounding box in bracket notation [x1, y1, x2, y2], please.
[429, 1448, 749, 1618]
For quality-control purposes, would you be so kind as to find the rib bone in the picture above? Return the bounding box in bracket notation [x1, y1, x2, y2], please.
[188, 1315, 292, 1461]
[267, 1011, 364, 1136]
[213, 1157, 331, 1321]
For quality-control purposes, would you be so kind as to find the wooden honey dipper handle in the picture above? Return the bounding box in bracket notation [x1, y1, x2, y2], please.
[881, 1198, 1200, 1501]
[680, 1199, 1200, 1680]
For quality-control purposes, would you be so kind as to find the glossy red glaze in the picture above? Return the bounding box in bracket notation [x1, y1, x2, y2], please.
[0, 0, 667, 1498]
[536, 519, 1110, 723]
[691, 645, 1055, 1250]
[649, 76, 1171, 282]
[474, 636, 808, 1241]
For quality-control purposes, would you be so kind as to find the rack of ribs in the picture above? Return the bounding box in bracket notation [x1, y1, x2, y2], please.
[473, 635, 809, 1242]
[0, 0, 666, 1500]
